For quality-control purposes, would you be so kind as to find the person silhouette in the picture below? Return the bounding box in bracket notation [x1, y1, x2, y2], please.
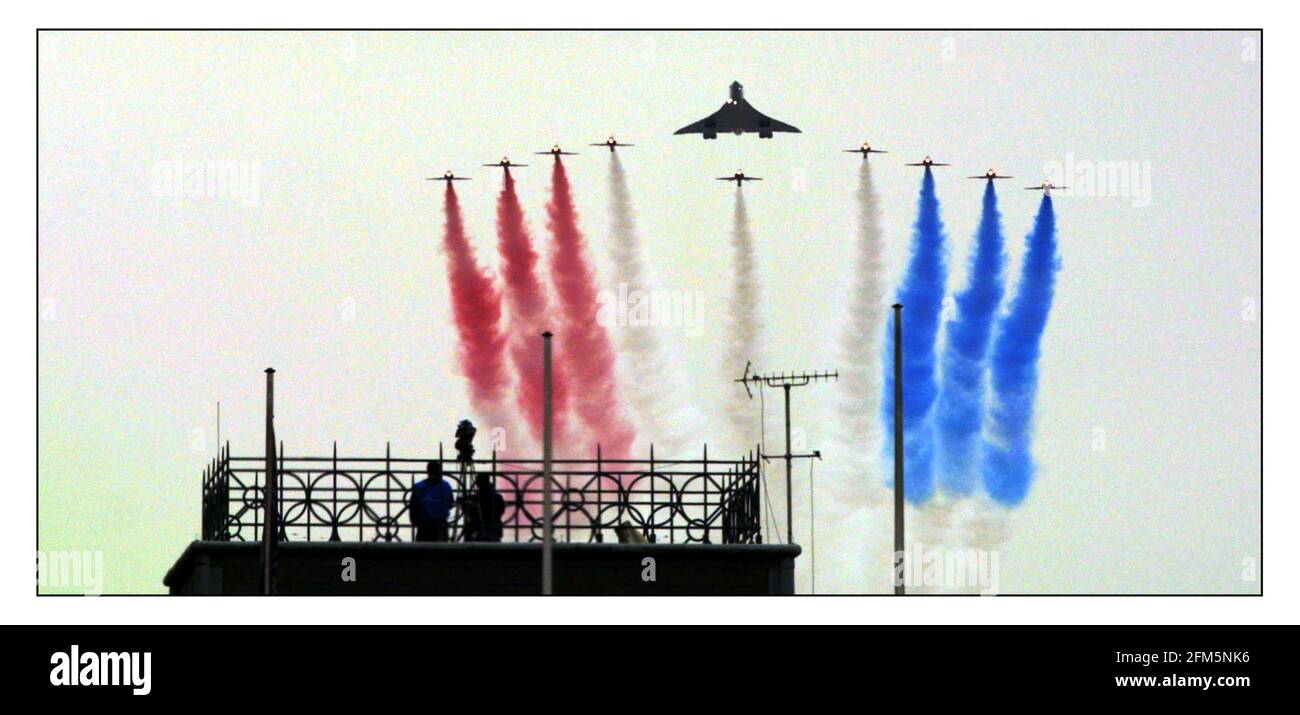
[409, 460, 454, 542]
[462, 473, 506, 543]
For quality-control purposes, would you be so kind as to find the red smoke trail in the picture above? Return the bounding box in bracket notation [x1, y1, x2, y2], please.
[495, 171, 570, 446]
[441, 185, 512, 424]
[545, 159, 637, 458]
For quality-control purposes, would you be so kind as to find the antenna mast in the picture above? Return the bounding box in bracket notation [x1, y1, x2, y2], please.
[735, 362, 838, 546]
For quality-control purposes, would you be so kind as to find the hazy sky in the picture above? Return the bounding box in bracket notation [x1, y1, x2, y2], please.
[38, 31, 1260, 593]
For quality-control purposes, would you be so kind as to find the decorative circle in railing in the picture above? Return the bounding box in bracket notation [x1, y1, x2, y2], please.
[371, 515, 402, 542]
[359, 471, 411, 527]
[625, 472, 681, 528]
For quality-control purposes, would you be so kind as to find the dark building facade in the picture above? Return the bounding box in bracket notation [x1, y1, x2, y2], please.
[165, 541, 799, 595]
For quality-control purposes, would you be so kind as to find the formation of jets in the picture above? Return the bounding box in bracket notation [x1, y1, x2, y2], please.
[444, 146, 1060, 194]
[432, 82, 1061, 194]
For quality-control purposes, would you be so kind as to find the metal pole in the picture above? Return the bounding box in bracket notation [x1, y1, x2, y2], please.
[261, 368, 277, 596]
[809, 459, 816, 594]
[783, 384, 794, 546]
[541, 332, 554, 596]
[892, 304, 905, 596]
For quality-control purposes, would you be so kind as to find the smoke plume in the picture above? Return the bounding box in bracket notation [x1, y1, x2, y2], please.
[983, 195, 1060, 505]
[882, 168, 949, 504]
[935, 180, 1007, 496]
[606, 154, 688, 454]
[495, 170, 570, 448]
[439, 185, 515, 434]
[819, 158, 889, 593]
[835, 158, 889, 504]
[545, 158, 637, 458]
[723, 188, 764, 451]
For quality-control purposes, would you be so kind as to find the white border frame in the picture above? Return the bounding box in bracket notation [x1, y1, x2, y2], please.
[14, 3, 1284, 625]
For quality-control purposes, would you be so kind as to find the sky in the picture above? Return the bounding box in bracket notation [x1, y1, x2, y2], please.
[38, 31, 1261, 594]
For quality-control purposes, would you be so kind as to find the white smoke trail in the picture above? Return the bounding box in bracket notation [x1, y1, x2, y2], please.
[908, 498, 955, 593]
[723, 188, 763, 452]
[837, 158, 889, 505]
[606, 154, 689, 455]
[921, 498, 1011, 594]
[959, 497, 1011, 593]
[819, 159, 889, 593]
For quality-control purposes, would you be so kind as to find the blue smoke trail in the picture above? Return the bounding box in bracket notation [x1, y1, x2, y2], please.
[983, 195, 1060, 505]
[883, 168, 948, 504]
[935, 181, 1007, 496]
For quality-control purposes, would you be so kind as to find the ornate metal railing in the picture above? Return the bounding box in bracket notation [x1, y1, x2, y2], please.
[200, 444, 763, 545]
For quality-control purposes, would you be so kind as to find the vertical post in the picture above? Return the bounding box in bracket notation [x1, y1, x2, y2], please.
[702, 443, 709, 545]
[649, 443, 656, 543]
[755, 443, 763, 544]
[261, 367, 277, 596]
[201, 464, 209, 539]
[385, 442, 395, 542]
[541, 331, 554, 596]
[595, 444, 604, 543]
[783, 384, 794, 546]
[809, 458, 816, 594]
[278, 440, 286, 542]
[892, 304, 905, 596]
